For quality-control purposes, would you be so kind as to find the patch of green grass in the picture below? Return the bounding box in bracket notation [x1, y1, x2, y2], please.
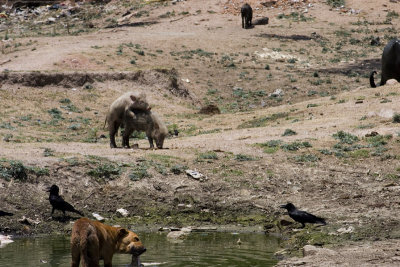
[282, 129, 297, 136]
[0, 159, 28, 181]
[349, 149, 369, 158]
[198, 151, 218, 160]
[43, 148, 54, 157]
[86, 157, 123, 180]
[333, 131, 359, 144]
[0, 122, 14, 130]
[234, 154, 254, 161]
[48, 108, 64, 120]
[281, 141, 312, 151]
[256, 140, 282, 154]
[393, 113, 400, 123]
[294, 154, 319, 162]
[238, 112, 288, 129]
[170, 164, 188, 175]
[129, 163, 151, 181]
[307, 103, 318, 108]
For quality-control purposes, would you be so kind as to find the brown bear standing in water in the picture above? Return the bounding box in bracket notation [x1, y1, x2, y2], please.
[71, 218, 146, 267]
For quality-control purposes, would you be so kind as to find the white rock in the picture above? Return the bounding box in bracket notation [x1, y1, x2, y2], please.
[0, 234, 13, 248]
[92, 213, 105, 222]
[270, 89, 284, 97]
[386, 79, 398, 85]
[337, 226, 354, 234]
[116, 208, 129, 217]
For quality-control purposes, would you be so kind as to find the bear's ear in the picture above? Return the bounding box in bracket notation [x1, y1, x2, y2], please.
[130, 95, 137, 102]
[118, 228, 129, 238]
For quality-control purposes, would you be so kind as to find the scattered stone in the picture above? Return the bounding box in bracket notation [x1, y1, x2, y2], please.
[199, 104, 221, 115]
[92, 213, 105, 222]
[336, 226, 354, 234]
[386, 79, 399, 85]
[253, 16, 269, 25]
[270, 89, 284, 98]
[186, 170, 206, 181]
[18, 216, 40, 226]
[116, 208, 129, 217]
[167, 227, 191, 241]
[0, 234, 14, 248]
[355, 100, 363, 104]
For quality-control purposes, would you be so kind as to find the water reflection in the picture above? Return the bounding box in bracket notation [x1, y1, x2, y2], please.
[0, 232, 279, 267]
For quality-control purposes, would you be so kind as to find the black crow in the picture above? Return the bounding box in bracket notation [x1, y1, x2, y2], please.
[0, 210, 13, 217]
[47, 185, 83, 217]
[280, 203, 326, 228]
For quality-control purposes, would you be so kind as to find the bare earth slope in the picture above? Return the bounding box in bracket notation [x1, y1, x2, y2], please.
[1, 0, 400, 266]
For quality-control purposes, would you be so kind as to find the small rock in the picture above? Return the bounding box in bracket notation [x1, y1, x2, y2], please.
[186, 170, 206, 181]
[386, 79, 399, 85]
[270, 89, 284, 97]
[47, 17, 56, 23]
[92, 213, 105, 222]
[18, 216, 40, 226]
[167, 230, 189, 241]
[337, 226, 354, 234]
[116, 208, 129, 217]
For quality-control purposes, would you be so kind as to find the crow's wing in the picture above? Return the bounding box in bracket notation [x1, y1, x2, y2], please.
[290, 209, 325, 224]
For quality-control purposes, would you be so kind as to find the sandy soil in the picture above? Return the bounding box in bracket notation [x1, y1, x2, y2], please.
[1, 0, 400, 265]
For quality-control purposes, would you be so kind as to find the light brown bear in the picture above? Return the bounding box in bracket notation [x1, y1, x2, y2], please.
[106, 92, 150, 148]
[71, 218, 146, 267]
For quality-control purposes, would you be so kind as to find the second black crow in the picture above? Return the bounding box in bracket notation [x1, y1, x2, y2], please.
[280, 203, 326, 228]
[47, 184, 83, 217]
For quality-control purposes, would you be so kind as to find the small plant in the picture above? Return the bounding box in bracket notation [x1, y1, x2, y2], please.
[333, 131, 359, 144]
[59, 98, 71, 104]
[0, 159, 28, 181]
[198, 151, 218, 160]
[129, 163, 151, 181]
[87, 163, 121, 180]
[48, 108, 63, 120]
[43, 148, 54, 157]
[234, 154, 254, 161]
[392, 113, 400, 123]
[307, 103, 318, 108]
[281, 141, 312, 151]
[170, 164, 187, 175]
[294, 154, 319, 162]
[282, 129, 297, 136]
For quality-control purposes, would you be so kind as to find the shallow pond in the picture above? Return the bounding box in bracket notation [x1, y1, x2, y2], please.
[0, 231, 280, 267]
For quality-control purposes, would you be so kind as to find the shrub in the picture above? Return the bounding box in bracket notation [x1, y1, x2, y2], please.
[0, 159, 28, 181]
[198, 151, 218, 160]
[87, 163, 121, 180]
[234, 154, 254, 161]
[332, 131, 359, 144]
[282, 129, 297, 136]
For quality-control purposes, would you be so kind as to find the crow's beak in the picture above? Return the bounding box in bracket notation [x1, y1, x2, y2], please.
[46, 187, 51, 192]
[279, 204, 287, 209]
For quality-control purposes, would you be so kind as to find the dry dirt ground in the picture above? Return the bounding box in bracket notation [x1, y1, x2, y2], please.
[1, 0, 400, 265]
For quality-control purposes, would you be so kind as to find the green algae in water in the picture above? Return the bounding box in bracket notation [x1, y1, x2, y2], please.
[0, 232, 279, 267]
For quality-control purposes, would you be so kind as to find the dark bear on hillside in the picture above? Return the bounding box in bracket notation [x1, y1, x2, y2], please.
[241, 3, 253, 29]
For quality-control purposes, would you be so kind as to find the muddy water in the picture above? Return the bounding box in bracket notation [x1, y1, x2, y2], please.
[0, 232, 280, 267]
